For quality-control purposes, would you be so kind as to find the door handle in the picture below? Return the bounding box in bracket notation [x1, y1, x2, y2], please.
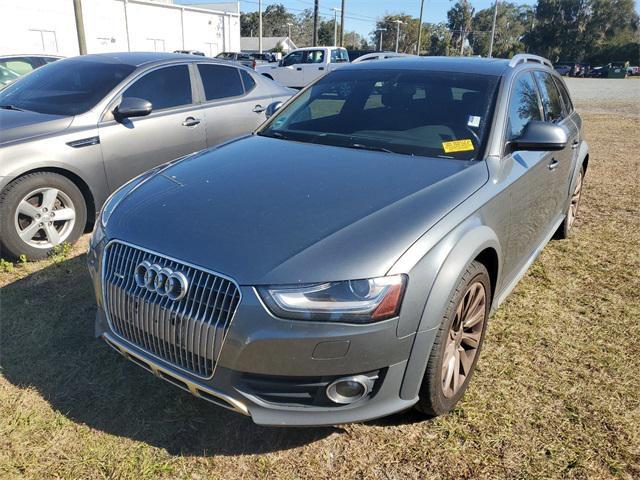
[252, 105, 266, 113]
[571, 140, 579, 150]
[318, 66, 325, 70]
[182, 117, 201, 127]
[296, 67, 302, 71]
[548, 158, 560, 170]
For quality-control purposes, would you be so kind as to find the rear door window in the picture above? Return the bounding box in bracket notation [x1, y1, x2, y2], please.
[0, 58, 36, 75]
[123, 65, 192, 110]
[553, 77, 574, 114]
[240, 69, 256, 93]
[507, 72, 543, 140]
[533, 71, 564, 123]
[197, 64, 244, 100]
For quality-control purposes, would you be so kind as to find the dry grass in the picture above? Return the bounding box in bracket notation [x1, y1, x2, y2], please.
[1, 108, 639, 479]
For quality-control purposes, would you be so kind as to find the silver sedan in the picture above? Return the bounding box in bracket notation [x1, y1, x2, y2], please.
[0, 52, 293, 260]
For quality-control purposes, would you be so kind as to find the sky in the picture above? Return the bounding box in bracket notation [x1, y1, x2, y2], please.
[180, 0, 640, 39]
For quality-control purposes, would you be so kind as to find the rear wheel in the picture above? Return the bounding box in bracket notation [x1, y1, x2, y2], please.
[416, 261, 491, 416]
[555, 167, 584, 239]
[0, 172, 87, 260]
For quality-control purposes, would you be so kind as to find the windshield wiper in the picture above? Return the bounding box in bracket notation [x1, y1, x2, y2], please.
[346, 143, 395, 154]
[0, 104, 24, 111]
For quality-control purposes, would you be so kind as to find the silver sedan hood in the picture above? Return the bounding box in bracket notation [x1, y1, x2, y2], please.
[106, 135, 489, 285]
[0, 109, 73, 146]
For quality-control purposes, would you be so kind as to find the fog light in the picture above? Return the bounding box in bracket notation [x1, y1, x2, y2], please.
[326, 375, 372, 404]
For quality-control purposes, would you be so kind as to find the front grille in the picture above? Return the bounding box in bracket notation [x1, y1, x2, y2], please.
[102, 241, 241, 378]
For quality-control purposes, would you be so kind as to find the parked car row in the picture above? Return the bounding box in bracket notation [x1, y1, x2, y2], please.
[0, 51, 588, 427]
[0, 52, 293, 260]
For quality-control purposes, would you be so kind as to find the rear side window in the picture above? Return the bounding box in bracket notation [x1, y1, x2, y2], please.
[331, 48, 349, 63]
[198, 64, 244, 100]
[553, 77, 573, 114]
[240, 69, 256, 93]
[507, 72, 542, 140]
[123, 65, 192, 110]
[533, 71, 564, 123]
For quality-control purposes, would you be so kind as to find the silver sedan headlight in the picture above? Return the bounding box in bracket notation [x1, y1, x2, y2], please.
[258, 274, 407, 323]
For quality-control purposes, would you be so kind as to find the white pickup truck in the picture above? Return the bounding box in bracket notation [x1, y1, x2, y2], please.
[256, 46, 349, 88]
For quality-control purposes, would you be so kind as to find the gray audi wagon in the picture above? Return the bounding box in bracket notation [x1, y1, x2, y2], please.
[88, 54, 588, 426]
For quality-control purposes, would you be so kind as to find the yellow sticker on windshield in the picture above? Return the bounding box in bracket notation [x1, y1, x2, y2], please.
[442, 139, 474, 153]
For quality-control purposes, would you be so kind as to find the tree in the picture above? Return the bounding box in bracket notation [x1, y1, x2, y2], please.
[240, 3, 295, 38]
[447, 0, 475, 55]
[525, 0, 639, 62]
[471, 3, 531, 57]
[370, 14, 419, 53]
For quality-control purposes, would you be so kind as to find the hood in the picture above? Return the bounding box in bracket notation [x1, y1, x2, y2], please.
[0, 109, 73, 145]
[107, 135, 488, 284]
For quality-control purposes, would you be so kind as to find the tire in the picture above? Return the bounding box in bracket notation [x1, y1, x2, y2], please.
[555, 166, 584, 240]
[0, 172, 87, 261]
[415, 261, 492, 416]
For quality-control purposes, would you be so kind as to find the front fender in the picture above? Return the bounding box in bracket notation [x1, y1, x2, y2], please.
[396, 221, 502, 400]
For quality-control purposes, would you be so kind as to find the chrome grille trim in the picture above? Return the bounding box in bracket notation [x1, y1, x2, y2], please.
[101, 239, 241, 379]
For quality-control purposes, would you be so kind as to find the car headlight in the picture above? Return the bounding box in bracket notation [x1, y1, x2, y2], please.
[258, 274, 407, 323]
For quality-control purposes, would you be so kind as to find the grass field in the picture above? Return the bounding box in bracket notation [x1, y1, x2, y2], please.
[1, 86, 639, 479]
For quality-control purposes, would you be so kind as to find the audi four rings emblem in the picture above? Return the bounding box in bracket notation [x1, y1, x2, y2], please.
[134, 260, 189, 301]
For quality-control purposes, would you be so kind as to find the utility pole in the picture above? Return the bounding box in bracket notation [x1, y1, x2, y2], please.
[258, 0, 263, 53]
[286, 22, 293, 39]
[332, 8, 341, 45]
[312, 0, 319, 46]
[72, 0, 87, 55]
[393, 19, 404, 52]
[417, 0, 425, 55]
[488, 0, 499, 57]
[376, 28, 386, 51]
[339, 0, 346, 46]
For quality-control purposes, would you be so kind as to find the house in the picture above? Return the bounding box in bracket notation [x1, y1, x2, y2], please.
[240, 36, 297, 54]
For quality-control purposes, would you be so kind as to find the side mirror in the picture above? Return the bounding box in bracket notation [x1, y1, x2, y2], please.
[114, 97, 152, 119]
[265, 101, 283, 119]
[507, 120, 567, 153]
[278, 59, 284, 67]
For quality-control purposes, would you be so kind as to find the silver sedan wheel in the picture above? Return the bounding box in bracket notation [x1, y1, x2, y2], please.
[441, 281, 487, 399]
[14, 187, 76, 249]
[568, 170, 583, 229]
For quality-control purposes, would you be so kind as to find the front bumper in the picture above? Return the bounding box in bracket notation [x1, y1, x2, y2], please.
[94, 296, 420, 426]
[88, 234, 428, 426]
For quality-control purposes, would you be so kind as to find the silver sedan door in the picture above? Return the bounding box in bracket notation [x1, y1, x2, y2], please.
[195, 63, 270, 146]
[99, 64, 206, 190]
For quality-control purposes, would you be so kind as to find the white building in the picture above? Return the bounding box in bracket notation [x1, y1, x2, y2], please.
[0, 0, 240, 57]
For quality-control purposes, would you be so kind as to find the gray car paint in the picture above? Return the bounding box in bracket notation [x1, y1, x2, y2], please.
[88, 56, 589, 426]
[0, 53, 293, 223]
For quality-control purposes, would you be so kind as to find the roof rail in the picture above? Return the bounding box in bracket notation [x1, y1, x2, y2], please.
[508, 54, 554, 69]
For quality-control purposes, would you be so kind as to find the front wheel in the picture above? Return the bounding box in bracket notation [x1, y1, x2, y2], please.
[416, 261, 491, 416]
[0, 172, 87, 260]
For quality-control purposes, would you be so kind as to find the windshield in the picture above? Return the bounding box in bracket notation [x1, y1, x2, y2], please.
[0, 59, 135, 115]
[259, 68, 500, 160]
[216, 53, 234, 59]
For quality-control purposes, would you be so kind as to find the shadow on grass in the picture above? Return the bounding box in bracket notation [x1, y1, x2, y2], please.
[0, 255, 340, 455]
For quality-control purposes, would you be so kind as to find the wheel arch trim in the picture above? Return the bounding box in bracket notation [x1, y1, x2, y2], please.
[399, 225, 502, 400]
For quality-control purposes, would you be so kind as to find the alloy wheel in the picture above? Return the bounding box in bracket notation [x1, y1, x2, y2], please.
[568, 171, 583, 229]
[441, 281, 487, 399]
[14, 187, 76, 249]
